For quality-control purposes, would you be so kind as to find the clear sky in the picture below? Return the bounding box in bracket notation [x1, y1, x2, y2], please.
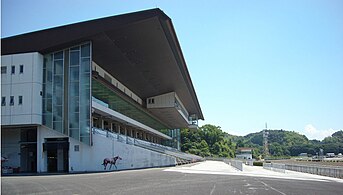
[2, 0, 343, 140]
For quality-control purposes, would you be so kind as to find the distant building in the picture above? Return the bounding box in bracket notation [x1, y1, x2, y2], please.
[299, 153, 308, 157]
[326, 153, 335, 158]
[236, 148, 253, 160]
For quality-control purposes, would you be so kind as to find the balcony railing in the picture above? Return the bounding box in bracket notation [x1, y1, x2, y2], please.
[92, 127, 203, 162]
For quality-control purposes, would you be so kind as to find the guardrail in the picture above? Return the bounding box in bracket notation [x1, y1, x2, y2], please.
[262, 162, 343, 179]
[285, 164, 343, 179]
[92, 127, 203, 163]
[223, 159, 243, 171]
[263, 163, 286, 173]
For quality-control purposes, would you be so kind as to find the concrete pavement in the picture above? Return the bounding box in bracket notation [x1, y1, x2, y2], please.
[165, 160, 343, 183]
[2, 160, 342, 195]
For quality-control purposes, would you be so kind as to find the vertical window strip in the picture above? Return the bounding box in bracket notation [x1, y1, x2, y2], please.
[1, 97, 6, 106]
[18, 96, 23, 105]
[19, 65, 24, 74]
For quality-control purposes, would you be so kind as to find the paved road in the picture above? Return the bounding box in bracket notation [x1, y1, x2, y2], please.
[2, 161, 343, 195]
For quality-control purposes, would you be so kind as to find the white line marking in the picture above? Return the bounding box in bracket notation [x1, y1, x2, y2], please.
[210, 184, 216, 195]
[260, 181, 286, 195]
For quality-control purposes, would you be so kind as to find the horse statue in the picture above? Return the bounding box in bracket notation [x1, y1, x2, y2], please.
[102, 156, 122, 170]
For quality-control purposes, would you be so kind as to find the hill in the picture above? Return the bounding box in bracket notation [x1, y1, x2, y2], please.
[181, 125, 343, 158]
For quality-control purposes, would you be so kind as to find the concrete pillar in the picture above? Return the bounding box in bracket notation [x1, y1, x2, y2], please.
[101, 118, 104, 129]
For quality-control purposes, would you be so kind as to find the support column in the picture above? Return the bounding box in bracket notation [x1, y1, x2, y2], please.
[101, 118, 104, 129]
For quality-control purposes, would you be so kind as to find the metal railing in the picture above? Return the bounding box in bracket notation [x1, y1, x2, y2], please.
[285, 164, 343, 179]
[223, 159, 243, 171]
[263, 163, 286, 173]
[263, 162, 343, 178]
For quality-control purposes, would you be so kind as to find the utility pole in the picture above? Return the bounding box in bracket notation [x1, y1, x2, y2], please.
[263, 123, 269, 157]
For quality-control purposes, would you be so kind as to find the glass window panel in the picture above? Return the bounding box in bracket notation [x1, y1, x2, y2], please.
[54, 60, 63, 75]
[80, 88, 90, 105]
[43, 114, 52, 128]
[80, 136, 90, 145]
[18, 96, 23, 105]
[69, 113, 79, 128]
[81, 44, 90, 57]
[80, 73, 90, 87]
[47, 71, 53, 82]
[70, 46, 80, 51]
[80, 120, 90, 136]
[69, 96, 79, 112]
[53, 75, 63, 87]
[19, 65, 24, 74]
[1, 97, 6, 106]
[11, 66, 15, 74]
[69, 82, 79, 97]
[54, 51, 63, 60]
[80, 103, 90, 120]
[53, 121, 63, 133]
[53, 105, 63, 120]
[69, 128, 79, 140]
[70, 51, 80, 66]
[42, 98, 46, 111]
[47, 91, 52, 99]
[81, 58, 90, 73]
[70, 66, 79, 81]
[54, 95, 63, 106]
[47, 98, 52, 112]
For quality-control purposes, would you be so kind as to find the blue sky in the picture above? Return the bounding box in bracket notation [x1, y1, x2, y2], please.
[2, 0, 343, 140]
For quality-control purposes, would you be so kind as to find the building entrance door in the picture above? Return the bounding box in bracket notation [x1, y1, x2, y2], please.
[44, 138, 69, 172]
[47, 148, 57, 172]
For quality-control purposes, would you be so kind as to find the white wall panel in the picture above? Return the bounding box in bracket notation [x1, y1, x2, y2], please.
[1, 55, 11, 84]
[37, 126, 176, 172]
[1, 52, 43, 126]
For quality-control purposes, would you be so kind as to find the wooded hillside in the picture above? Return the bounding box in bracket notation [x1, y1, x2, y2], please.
[181, 125, 343, 158]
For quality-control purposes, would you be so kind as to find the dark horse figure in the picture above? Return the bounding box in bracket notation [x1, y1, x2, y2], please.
[102, 156, 122, 170]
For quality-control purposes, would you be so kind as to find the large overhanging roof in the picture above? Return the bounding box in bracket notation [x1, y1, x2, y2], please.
[1, 8, 204, 120]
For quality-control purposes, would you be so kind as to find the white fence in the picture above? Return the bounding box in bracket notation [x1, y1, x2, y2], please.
[285, 164, 343, 179]
[263, 163, 286, 173]
[263, 162, 343, 179]
[92, 128, 203, 163]
[223, 159, 243, 171]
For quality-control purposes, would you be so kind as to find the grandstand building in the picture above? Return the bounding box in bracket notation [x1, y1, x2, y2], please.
[1, 9, 203, 173]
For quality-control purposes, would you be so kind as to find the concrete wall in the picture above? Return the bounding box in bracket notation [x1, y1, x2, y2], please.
[147, 92, 175, 108]
[37, 126, 176, 172]
[1, 52, 43, 125]
[1, 128, 21, 168]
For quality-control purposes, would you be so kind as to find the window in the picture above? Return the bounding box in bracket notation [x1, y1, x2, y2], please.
[74, 145, 80, 152]
[19, 65, 24, 74]
[1, 97, 5, 106]
[10, 96, 14, 106]
[11, 66, 15, 74]
[18, 96, 23, 105]
[148, 98, 155, 104]
[1, 66, 7, 74]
